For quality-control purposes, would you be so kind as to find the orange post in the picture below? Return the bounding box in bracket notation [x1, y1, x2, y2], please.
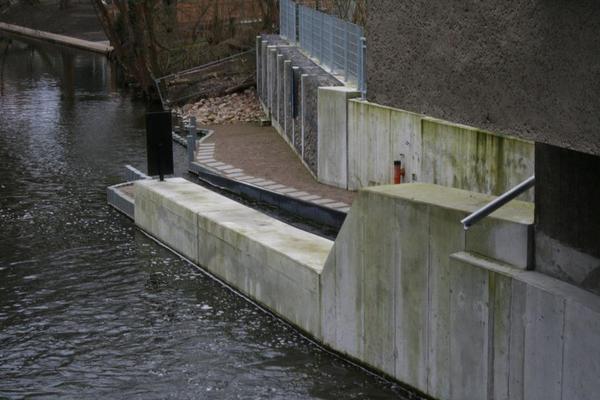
[393, 160, 405, 184]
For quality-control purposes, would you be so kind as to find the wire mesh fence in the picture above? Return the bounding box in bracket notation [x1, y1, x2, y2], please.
[155, 50, 256, 109]
[279, 1, 366, 94]
[279, 0, 297, 41]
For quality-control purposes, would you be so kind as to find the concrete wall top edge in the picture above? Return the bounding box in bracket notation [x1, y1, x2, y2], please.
[319, 86, 361, 94]
[364, 183, 534, 225]
[134, 178, 333, 272]
[452, 251, 600, 315]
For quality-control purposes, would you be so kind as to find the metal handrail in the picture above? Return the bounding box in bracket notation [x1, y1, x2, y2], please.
[461, 176, 535, 230]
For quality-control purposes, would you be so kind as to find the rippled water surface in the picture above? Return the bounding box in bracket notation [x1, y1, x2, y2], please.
[0, 37, 408, 399]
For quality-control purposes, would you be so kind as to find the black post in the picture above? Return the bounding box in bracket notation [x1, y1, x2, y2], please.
[146, 111, 173, 180]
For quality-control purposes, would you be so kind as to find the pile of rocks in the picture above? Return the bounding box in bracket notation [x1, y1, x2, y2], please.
[178, 89, 264, 125]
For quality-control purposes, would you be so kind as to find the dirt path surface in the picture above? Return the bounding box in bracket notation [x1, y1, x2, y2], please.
[197, 123, 356, 207]
[1, 0, 106, 42]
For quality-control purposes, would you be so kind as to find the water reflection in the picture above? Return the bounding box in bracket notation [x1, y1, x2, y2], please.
[0, 36, 407, 399]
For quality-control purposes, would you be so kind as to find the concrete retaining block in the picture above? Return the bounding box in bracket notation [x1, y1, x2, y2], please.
[346, 100, 535, 200]
[133, 177, 600, 400]
[321, 183, 535, 398]
[134, 178, 332, 336]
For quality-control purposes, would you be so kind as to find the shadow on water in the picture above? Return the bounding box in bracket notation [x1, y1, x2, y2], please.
[0, 36, 410, 399]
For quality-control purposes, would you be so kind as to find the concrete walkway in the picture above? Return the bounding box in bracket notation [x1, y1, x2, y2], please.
[195, 123, 355, 213]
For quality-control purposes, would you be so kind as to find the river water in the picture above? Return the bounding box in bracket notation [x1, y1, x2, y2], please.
[0, 38, 408, 399]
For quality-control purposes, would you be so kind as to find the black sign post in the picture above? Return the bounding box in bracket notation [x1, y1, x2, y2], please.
[146, 111, 174, 181]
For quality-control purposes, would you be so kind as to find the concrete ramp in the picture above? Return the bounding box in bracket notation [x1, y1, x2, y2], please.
[134, 178, 332, 335]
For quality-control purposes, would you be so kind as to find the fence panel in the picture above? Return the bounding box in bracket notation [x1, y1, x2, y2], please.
[295, 4, 365, 93]
[279, 0, 297, 42]
[155, 50, 256, 108]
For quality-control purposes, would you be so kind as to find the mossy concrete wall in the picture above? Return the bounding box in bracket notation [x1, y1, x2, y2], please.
[134, 177, 600, 399]
[321, 183, 599, 400]
[343, 99, 534, 200]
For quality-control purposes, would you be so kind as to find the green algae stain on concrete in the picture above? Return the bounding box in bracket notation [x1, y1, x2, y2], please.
[421, 118, 534, 201]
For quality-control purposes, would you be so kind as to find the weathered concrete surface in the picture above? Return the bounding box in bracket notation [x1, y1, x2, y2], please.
[134, 178, 333, 335]
[346, 100, 534, 200]
[535, 143, 600, 295]
[317, 86, 360, 188]
[451, 252, 600, 400]
[133, 177, 600, 400]
[366, 1, 600, 157]
[347, 100, 422, 189]
[421, 117, 534, 201]
[321, 183, 534, 398]
[0, 22, 112, 54]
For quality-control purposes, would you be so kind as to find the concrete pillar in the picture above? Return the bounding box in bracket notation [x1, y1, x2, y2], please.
[283, 60, 294, 143]
[255, 36, 262, 101]
[267, 46, 277, 115]
[275, 53, 285, 131]
[261, 40, 268, 107]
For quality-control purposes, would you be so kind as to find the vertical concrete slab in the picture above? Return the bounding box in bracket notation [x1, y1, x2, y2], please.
[449, 257, 490, 400]
[362, 192, 397, 376]
[490, 272, 512, 400]
[317, 86, 360, 189]
[256, 36, 262, 101]
[283, 60, 293, 142]
[261, 41, 268, 107]
[330, 193, 365, 358]
[348, 100, 369, 190]
[426, 207, 465, 399]
[300, 74, 310, 158]
[523, 285, 565, 400]
[394, 199, 430, 391]
[507, 279, 527, 400]
[268, 47, 277, 116]
[294, 70, 305, 155]
[134, 180, 200, 262]
[348, 100, 401, 189]
[390, 108, 422, 183]
[421, 118, 534, 201]
[562, 300, 600, 400]
[366, 104, 392, 186]
[275, 54, 285, 132]
[320, 246, 337, 345]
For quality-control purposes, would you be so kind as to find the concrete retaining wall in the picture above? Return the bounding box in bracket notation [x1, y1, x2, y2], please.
[321, 183, 599, 400]
[134, 177, 599, 399]
[134, 178, 332, 334]
[322, 98, 534, 200]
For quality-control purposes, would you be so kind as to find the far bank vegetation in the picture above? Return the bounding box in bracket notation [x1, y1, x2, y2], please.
[92, 0, 366, 99]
